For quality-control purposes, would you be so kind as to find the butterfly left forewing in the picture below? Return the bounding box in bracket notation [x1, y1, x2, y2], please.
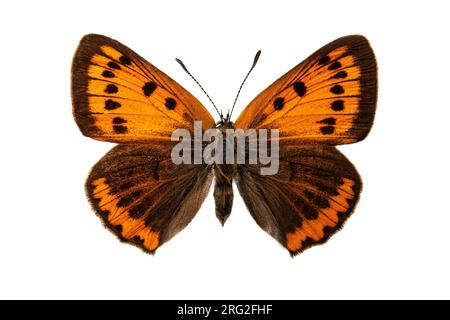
[236, 144, 361, 255]
[72, 34, 214, 142]
[235, 35, 377, 145]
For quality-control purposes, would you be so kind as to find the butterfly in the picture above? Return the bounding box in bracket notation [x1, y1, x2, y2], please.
[71, 34, 377, 256]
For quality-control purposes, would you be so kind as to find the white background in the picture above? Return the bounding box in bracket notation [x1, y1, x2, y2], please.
[1, 0, 449, 299]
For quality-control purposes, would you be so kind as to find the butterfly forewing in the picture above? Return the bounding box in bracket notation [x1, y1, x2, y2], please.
[72, 34, 214, 142]
[234, 35, 377, 145]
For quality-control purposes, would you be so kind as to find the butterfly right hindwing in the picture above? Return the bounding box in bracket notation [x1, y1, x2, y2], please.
[236, 144, 361, 255]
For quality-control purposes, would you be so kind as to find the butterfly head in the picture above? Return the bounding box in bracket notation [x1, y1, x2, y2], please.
[216, 110, 234, 130]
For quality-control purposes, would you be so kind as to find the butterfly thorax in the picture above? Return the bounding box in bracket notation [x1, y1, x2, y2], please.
[213, 120, 236, 225]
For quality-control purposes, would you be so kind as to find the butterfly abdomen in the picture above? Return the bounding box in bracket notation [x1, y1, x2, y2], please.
[213, 163, 235, 226]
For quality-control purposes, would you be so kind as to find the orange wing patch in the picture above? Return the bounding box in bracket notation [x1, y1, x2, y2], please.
[72, 34, 215, 143]
[91, 178, 160, 252]
[235, 35, 377, 145]
[285, 178, 356, 253]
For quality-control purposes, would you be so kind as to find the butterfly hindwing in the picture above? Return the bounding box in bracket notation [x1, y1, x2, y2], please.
[236, 144, 361, 255]
[72, 34, 215, 143]
[86, 143, 212, 253]
[234, 35, 377, 145]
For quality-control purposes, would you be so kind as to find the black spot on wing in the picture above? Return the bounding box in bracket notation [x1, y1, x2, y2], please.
[112, 117, 127, 124]
[107, 61, 121, 70]
[105, 84, 118, 94]
[117, 190, 143, 208]
[113, 224, 123, 234]
[105, 99, 121, 110]
[273, 97, 285, 110]
[143, 82, 157, 96]
[331, 100, 344, 111]
[304, 190, 329, 209]
[102, 70, 115, 78]
[129, 196, 153, 219]
[332, 71, 348, 79]
[318, 55, 331, 65]
[294, 197, 317, 220]
[316, 183, 340, 197]
[111, 181, 133, 194]
[165, 98, 177, 110]
[320, 126, 335, 135]
[293, 81, 307, 97]
[317, 117, 336, 125]
[330, 85, 344, 94]
[113, 125, 128, 134]
[119, 55, 132, 65]
[328, 61, 342, 70]
[131, 236, 145, 245]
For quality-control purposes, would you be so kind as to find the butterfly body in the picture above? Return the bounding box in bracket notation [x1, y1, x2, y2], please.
[213, 120, 236, 225]
[72, 34, 377, 256]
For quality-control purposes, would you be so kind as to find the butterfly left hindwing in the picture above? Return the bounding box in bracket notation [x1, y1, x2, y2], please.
[86, 143, 213, 253]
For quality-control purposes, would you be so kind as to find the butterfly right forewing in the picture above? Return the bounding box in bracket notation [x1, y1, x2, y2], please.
[234, 35, 377, 145]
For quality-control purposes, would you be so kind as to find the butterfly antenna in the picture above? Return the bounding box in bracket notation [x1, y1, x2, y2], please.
[175, 58, 223, 121]
[228, 50, 261, 121]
